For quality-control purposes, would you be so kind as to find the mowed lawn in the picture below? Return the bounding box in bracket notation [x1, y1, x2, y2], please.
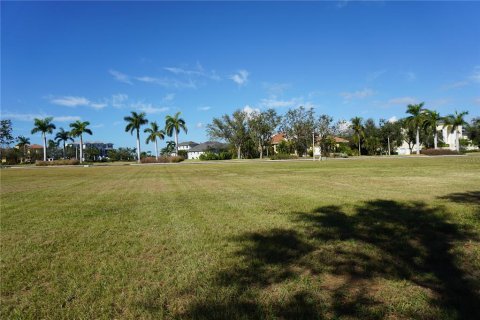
[1, 157, 480, 319]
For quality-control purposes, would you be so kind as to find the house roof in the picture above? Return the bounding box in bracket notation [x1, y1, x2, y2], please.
[178, 141, 199, 147]
[271, 133, 286, 144]
[334, 137, 349, 143]
[188, 141, 228, 152]
[30, 144, 44, 149]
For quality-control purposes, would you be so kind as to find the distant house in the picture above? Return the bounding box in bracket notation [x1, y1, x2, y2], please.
[187, 141, 228, 160]
[271, 133, 287, 154]
[67, 141, 114, 159]
[177, 141, 199, 151]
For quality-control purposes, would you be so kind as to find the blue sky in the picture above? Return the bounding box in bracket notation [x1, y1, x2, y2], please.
[1, 1, 479, 152]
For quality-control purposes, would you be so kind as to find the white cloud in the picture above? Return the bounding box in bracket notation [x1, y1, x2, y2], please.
[109, 69, 132, 85]
[0, 112, 80, 122]
[340, 88, 375, 101]
[385, 96, 419, 106]
[131, 102, 169, 114]
[403, 71, 416, 81]
[243, 105, 260, 116]
[196, 122, 204, 128]
[50, 96, 90, 107]
[387, 116, 398, 123]
[198, 106, 211, 111]
[135, 76, 197, 89]
[230, 70, 249, 86]
[90, 102, 108, 110]
[442, 81, 469, 90]
[91, 124, 105, 128]
[366, 69, 387, 82]
[164, 63, 221, 81]
[162, 93, 175, 102]
[111, 94, 128, 108]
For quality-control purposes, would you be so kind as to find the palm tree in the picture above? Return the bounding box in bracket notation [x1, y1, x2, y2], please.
[443, 110, 469, 152]
[55, 127, 74, 158]
[405, 102, 425, 154]
[144, 121, 165, 160]
[162, 140, 176, 155]
[69, 121, 93, 163]
[422, 110, 441, 149]
[165, 112, 187, 155]
[350, 117, 364, 156]
[16, 136, 30, 162]
[31, 117, 56, 161]
[124, 111, 148, 163]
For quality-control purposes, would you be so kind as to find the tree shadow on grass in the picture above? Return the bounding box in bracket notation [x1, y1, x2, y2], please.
[438, 190, 480, 206]
[179, 200, 479, 319]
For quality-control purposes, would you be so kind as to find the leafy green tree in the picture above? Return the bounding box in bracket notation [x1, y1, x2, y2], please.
[16, 136, 30, 161]
[315, 114, 334, 159]
[379, 119, 403, 155]
[276, 140, 293, 155]
[405, 102, 426, 154]
[144, 121, 165, 160]
[0, 120, 15, 152]
[31, 117, 56, 161]
[350, 117, 364, 156]
[280, 106, 315, 156]
[85, 146, 100, 161]
[207, 109, 249, 159]
[124, 111, 148, 163]
[161, 140, 176, 155]
[422, 110, 442, 149]
[363, 119, 381, 155]
[55, 127, 74, 158]
[165, 112, 187, 156]
[443, 110, 469, 152]
[466, 117, 480, 148]
[69, 121, 93, 163]
[248, 109, 281, 159]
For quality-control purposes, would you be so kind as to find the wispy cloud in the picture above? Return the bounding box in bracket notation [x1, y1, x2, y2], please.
[259, 96, 314, 109]
[442, 66, 480, 90]
[470, 66, 480, 83]
[0, 112, 80, 122]
[243, 105, 260, 117]
[198, 106, 211, 111]
[109, 69, 133, 85]
[91, 123, 105, 129]
[111, 94, 128, 108]
[262, 82, 291, 95]
[50, 95, 107, 110]
[164, 63, 221, 81]
[230, 70, 249, 86]
[442, 81, 469, 90]
[340, 88, 375, 101]
[196, 122, 204, 128]
[131, 102, 169, 114]
[366, 69, 387, 82]
[162, 93, 175, 102]
[135, 76, 197, 89]
[385, 96, 419, 106]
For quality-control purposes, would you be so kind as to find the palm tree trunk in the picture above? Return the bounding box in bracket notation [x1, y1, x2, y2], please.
[387, 136, 391, 156]
[358, 133, 361, 156]
[43, 133, 47, 161]
[174, 131, 178, 156]
[63, 141, 66, 159]
[416, 127, 420, 154]
[154, 139, 159, 160]
[434, 131, 438, 150]
[80, 135, 84, 163]
[136, 129, 141, 163]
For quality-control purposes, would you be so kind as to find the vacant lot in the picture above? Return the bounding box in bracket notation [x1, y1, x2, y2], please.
[1, 157, 479, 319]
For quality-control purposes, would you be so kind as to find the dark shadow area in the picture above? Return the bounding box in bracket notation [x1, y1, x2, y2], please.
[179, 200, 479, 319]
[438, 190, 480, 206]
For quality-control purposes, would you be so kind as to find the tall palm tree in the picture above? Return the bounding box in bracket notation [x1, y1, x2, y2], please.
[443, 110, 469, 152]
[31, 117, 56, 161]
[55, 127, 74, 158]
[144, 121, 165, 160]
[69, 121, 93, 163]
[350, 117, 364, 156]
[16, 136, 30, 161]
[422, 110, 441, 150]
[124, 111, 148, 163]
[405, 102, 425, 154]
[165, 112, 187, 155]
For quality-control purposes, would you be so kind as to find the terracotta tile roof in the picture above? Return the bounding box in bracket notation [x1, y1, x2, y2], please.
[271, 133, 286, 144]
[334, 137, 349, 143]
[30, 144, 44, 149]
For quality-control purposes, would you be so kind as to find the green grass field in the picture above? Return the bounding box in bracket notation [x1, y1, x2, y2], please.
[1, 157, 479, 319]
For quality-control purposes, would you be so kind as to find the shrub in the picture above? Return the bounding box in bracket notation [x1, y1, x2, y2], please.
[35, 159, 80, 166]
[177, 150, 188, 159]
[269, 153, 299, 160]
[140, 156, 184, 164]
[330, 152, 348, 158]
[420, 149, 460, 156]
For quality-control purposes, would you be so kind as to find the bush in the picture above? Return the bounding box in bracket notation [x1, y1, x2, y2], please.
[140, 156, 184, 164]
[269, 153, 299, 160]
[330, 152, 348, 158]
[177, 150, 188, 159]
[36, 159, 80, 166]
[420, 149, 460, 156]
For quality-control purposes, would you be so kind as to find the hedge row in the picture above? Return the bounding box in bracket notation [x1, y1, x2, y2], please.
[36, 159, 80, 166]
[140, 156, 184, 163]
[420, 149, 460, 156]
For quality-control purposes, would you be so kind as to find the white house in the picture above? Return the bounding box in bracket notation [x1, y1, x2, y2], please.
[177, 141, 199, 151]
[396, 124, 475, 155]
[187, 141, 228, 160]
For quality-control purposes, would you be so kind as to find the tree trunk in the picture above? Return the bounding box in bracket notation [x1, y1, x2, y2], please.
[43, 133, 47, 161]
[174, 131, 179, 156]
[387, 136, 391, 156]
[456, 129, 460, 152]
[358, 133, 361, 156]
[434, 131, 438, 150]
[237, 145, 241, 159]
[63, 141, 66, 159]
[80, 135, 84, 163]
[259, 139, 263, 159]
[416, 127, 420, 154]
[155, 139, 159, 160]
[136, 130, 141, 163]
